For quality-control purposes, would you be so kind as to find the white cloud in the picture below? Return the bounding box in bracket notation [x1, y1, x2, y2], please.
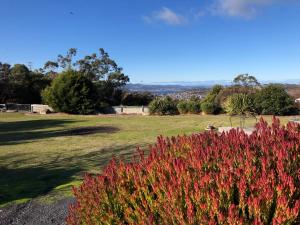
[143, 7, 187, 26]
[211, 0, 277, 19]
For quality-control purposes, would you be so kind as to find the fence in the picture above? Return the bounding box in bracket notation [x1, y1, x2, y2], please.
[1, 103, 149, 115]
[110, 106, 150, 115]
[5, 103, 31, 112]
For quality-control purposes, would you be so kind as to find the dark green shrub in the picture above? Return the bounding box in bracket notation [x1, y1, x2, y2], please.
[177, 100, 202, 114]
[177, 101, 189, 114]
[42, 70, 97, 114]
[201, 102, 217, 114]
[186, 101, 201, 114]
[121, 92, 154, 106]
[149, 96, 178, 115]
[201, 85, 223, 114]
[254, 84, 296, 115]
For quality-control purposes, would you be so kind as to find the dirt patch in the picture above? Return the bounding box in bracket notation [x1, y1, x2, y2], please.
[0, 198, 75, 225]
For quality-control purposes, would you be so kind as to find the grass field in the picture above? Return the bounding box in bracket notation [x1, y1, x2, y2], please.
[0, 112, 294, 207]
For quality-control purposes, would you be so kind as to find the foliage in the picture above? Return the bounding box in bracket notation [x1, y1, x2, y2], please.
[225, 93, 256, 128]
[200, 101, 218, 114]
[43, 48, 129, 85]
[68, 118, 300, 224]
[149, 96, 179, 115]
[121, 92, 154, 106]
[43, 48, 129, 107]
[0, 63, 50, 103]
[254, 84, 296, 115]
[225, 93, 254, 116]
[177, 100, 201, 114]
[201, 85, 223, 114]
[42, 70, 97, 114]
[233, 74, 260, 87]
[0, 113, 294, 206]
[215, 85, 257, 107]
[177, 101, 189, 114]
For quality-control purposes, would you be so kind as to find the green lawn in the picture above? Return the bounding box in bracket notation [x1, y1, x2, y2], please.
[0, 112, 293, 207]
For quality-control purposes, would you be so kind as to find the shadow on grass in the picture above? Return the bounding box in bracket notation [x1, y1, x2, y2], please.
[0, 119, 75, 133]
[0, 144, 146, 205]
[0, 119, 120, 145]
[0, 165, 80, 205]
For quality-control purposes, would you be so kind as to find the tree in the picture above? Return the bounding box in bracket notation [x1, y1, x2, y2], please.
[0, 63, 50, 103]
[121, 92, 154, 106]
[0, 62, 11, 103]
[254, 84, 296, 115]
[43, 48, 129, 86]
[42, 70, 97, 114]
[43, 61, 59, 79]
[43, 48, 130, 107]
[233, 74, 260, 87]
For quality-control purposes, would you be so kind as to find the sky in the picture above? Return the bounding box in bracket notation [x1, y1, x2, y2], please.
[0, 0, 300, 83]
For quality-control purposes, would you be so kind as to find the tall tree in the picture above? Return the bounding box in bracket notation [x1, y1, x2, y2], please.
[43, 48, 129, 87]
[0, 62, 11, 102]
[233, 74, 260, 87]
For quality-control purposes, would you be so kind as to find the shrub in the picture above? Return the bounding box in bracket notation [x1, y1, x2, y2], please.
[148, 96, 179, 115]
[201, 101, 217, 114]
[215, 85, 257, 107]
[42, 70, 97, 114]
[201, 85, 223, 114]
[177, 101, 189, 114]
[186, 101, 201, 114]
[121, 92, 154, 106]
[177, 100, 201, 114]
[68, 118, 300, 224]
[254, 84, 296, 115]
[225, 93, 254, 116]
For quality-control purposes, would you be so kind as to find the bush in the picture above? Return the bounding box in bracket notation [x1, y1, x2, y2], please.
[68, 118, 300, 224]
[187, 101, 201, 114]
[201, 85, 223, 114]
[42, 70, 97, 114]
[254, 84, 296, 115]
[149, 96, 178, 115]
[215, 86, 257, 107]
[177, 100, 201, 114]
[201, 101, 217, 114]
[177, 101, 189, 114]
[225, 93, 254, 116]
[121, 92, 154, 106]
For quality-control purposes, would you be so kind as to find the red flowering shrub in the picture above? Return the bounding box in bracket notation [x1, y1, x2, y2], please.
[67, 118, 300, 224]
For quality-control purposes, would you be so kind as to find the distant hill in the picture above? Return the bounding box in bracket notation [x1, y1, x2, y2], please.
[124, 83, 208, 95]
[125, 80, 300, 96]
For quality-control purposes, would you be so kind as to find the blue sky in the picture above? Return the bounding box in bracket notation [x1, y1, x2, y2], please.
[1, 0, 300, 83]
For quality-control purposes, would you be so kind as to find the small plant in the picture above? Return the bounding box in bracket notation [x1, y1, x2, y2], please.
[67, 118, 300, 225]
